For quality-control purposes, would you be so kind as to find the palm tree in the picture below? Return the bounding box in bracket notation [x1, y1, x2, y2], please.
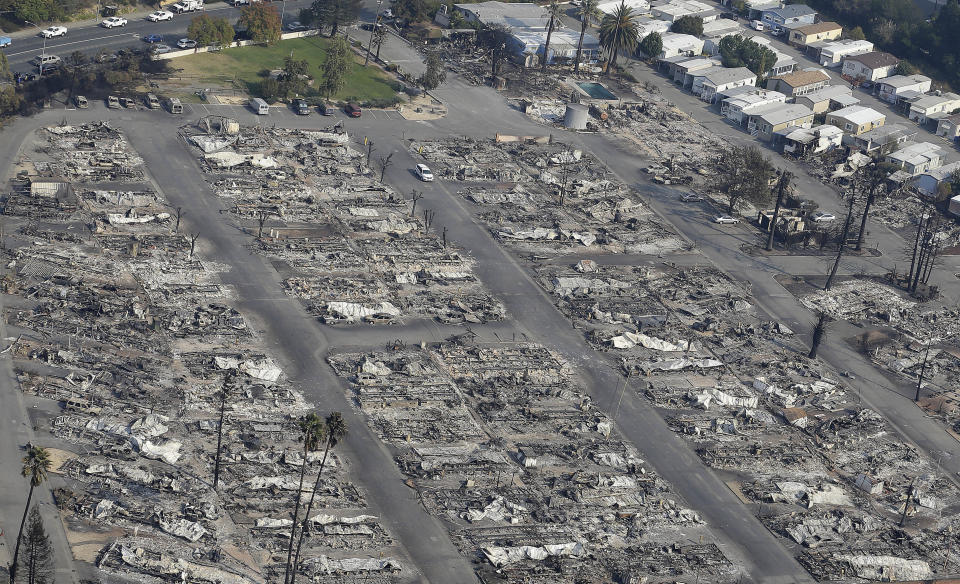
[598, 0, 639, 76]
[283, 414, 327, 584]
[11, 446, 52, 582]
[290, 412, 347, 584]
[574, 0, 601, 74]
[541, 1, 564, 73]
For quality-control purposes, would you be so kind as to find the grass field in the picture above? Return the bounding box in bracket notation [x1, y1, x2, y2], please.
[170, 36, 400, 105]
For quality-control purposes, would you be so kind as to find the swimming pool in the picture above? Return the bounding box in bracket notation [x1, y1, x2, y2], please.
[577, 82, 617, 100]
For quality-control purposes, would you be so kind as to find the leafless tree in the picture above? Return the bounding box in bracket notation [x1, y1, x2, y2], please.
[824, 194, 857, 291]
[257, 208, 274, 239]
[189, 233, 200, 259]
[175, 206, 183, 233]
[377, 152, 394, 182]
[422, 209, 436, 232]
[410, 190, 424, 217]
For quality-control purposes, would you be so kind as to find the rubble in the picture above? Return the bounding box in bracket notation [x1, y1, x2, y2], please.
[3, 124, 402, 583]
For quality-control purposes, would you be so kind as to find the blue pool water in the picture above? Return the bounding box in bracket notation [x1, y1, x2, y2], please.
[577, 82, 617, 100]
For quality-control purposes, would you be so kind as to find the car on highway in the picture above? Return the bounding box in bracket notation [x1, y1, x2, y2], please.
[317, 102, 334, 115]
[292, 98, 311, 115]
[101, 17, 128, 28]
[811, 212, 836, 222]
[713, 214, 739, 224]
[147, 10, 174, 22]
[415, 164, 434, 182]
[40, 26, 67, 38]
[177, 38, 198, 49]
[286, 21, 307, 31]
[680, 192, 703, 202]
[344, 103, 362, 117]
[152, 44, 173, 55]
[143, 34, 164, 43]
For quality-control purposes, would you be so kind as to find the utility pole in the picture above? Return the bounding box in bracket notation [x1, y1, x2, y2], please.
[766, 171, 790, 251]
[363, 0, 384, 66]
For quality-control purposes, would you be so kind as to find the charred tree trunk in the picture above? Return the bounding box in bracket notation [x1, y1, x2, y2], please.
[809, 312, 829, 359]
[766, 171, 790, 251]
[824, 195, 857, 291]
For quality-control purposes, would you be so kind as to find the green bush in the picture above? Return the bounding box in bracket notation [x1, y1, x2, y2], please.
[385, 63, 399, 72]
[363, 96, 401, 107]
[259, 77, 281, 100]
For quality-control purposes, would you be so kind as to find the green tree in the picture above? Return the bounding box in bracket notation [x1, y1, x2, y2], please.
[15, 0, 52, 23]
[574, 0, 601, 73]
[18, 506, 54, 584]
[10, 446, 52, 583]
[541, 0, 563, 72]
[418, 52, 446, 89]
[713, 145, 774, 212]
[846, 25, 865, 40]
[0, 85, 21, 117]
[599, 1, 639, 75]
[282, 414, 326, 584]
[188, 14, 235, 47]
[320, 37, 350, 98]
[671, 15, 703, 36]
[238, 3, 282, 45]
[0, 49, 10, 81]
[718, 34, 777, 76]
[64, 51, 91, 97]
[638, 31, 662, 59]
[894, 60, 917, 75]
[312, 0, 362, 37]
[280, 55, 310, 98]
[290, 412, 347, 584]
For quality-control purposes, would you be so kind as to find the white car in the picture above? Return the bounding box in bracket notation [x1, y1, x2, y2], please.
[177, 38, 197, 49]
[41, 26, 67, 38]
[713, 214, 739, 224]
[415, 164, 434, 181]
[147, 10, 174, 22]
[152, 44, 173, 54]
[680, 192, 703, 202]
[101, 17, 128, 28]
[812, 212, 836, 222]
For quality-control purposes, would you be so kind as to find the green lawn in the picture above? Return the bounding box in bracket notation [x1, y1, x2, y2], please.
[171, 37, 400, 105]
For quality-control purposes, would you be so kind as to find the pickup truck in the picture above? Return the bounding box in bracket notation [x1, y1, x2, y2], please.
[171, 0, 204, 13]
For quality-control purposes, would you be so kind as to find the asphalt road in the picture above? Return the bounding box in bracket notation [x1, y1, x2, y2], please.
[2, 0, 317, 72]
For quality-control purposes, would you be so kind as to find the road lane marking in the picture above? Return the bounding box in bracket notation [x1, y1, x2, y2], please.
[5, 32, 141, 57]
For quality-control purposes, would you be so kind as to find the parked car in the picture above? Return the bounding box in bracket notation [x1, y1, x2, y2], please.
[317, 102, 334, 115]
[345, 103, 362, 117]
[101, 17, 128, 28]
[415, 164, 434, 181]
[147, 10, 174, 21]
[41, 26, 67, 38]
[143, 34, 163, 43]
[812, 212, 836, 222]
[286, 21, 307, 31]
[74, 95, 88, 108]
[0, 36, 11, 47]
[713, 214, 739, 224]
[680, 192, 703, 202]
[120, 97, 136, 108]
[107, 95, 121, 108]
[152, 44, 173, 55]
[719, 12, 737, 19]
[177, 38, 197, 49]
[292, 98, 311, 115]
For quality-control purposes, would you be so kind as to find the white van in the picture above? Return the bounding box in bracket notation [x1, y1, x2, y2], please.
[249, 97, 270, 115]
[751, 19, 765, 30]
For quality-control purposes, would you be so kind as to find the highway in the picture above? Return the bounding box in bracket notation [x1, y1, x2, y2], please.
[2, 0, 319, 73]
